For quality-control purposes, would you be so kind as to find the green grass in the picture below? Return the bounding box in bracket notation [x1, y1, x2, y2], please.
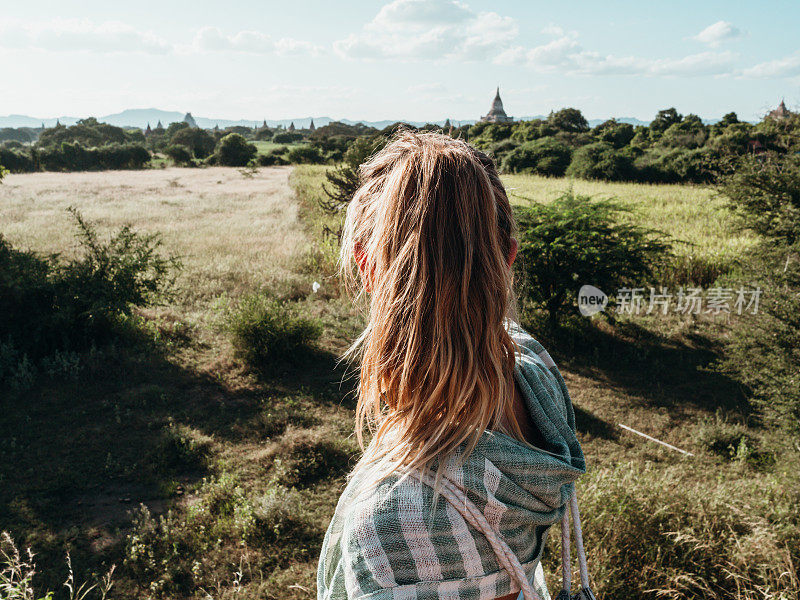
[0, 165, 797, 600]
[502, 174, 756, 272]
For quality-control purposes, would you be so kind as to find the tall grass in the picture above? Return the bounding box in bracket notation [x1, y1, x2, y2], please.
[502, 174, 755, 283]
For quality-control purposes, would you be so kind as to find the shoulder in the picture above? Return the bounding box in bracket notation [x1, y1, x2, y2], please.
[507, 320, 572, 423]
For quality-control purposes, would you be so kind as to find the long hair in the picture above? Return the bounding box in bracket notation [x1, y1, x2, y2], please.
[340, 130, 522, 488]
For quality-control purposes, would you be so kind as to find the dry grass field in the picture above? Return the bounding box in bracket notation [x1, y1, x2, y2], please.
[0, 166, 797, 600]
[0, 167, 306, 309]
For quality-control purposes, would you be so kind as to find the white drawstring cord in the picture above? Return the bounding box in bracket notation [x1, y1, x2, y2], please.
[570, 491, 591, 590]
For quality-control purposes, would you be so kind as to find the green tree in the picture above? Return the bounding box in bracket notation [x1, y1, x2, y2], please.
[502, 138, 572, 176]
[323, 135, 388, 207]
[547, 108, 589, 133]
[719, 153, 800, 245]
[216, 133, 257, 167]
[171, 128, 216, 158]
[651, 108, 682, 132]
[566, 142, 633, 181]
[594, 119, 635, 148]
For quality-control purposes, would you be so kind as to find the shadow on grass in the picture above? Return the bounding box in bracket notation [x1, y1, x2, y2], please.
[523, 314, 749, 418]
[0, 333, 349, 596]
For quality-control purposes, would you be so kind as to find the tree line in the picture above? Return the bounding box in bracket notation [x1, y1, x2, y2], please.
[1, 106, 798, 181]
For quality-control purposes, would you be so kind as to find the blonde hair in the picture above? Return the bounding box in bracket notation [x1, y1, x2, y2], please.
[340, 130, 522, 487]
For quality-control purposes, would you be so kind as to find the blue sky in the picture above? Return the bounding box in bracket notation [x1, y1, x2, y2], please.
[2, 0, 799, 122]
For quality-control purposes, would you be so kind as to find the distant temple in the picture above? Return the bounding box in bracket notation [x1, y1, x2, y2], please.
[309, 119, 315, 131]
[767, 99, 792, 121]
[155, 120, 164, 132]
[480, 87, 513, 123]
[288, 122, 296, 131]
[145, 123, 152, 136]
[183, 112, 198, 128]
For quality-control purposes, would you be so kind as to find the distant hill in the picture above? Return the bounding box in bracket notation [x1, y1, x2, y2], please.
[0, 109, 736, 131]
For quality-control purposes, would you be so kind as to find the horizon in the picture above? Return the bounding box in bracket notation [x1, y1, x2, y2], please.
[2, 0, 799, 123]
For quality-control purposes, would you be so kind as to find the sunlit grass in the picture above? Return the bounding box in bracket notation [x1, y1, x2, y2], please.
[0, 166, 308, 309]
[502, 174, 756, 266]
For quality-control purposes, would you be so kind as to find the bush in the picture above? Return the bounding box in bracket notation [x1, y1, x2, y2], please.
[566, 142, 634, 181]
[0, 147, 35, 172]
[502, 138, 572, 176]
[719, 153, 800, 245]
[170, 127, 216, 159]
[286, 145, 324, 164]
[223, 294, 322, 370]
[216, 133, 257, 167]
[0, 209, 180, 383]
[257, 153, 288, 166]
[514, 191, 672, 324]
[164, 144, 193, 166]
[37, 142, 151, 171]
[271, 433, 353, 488]
[322, 135, 388, 208]
[272, 132, 303, 144]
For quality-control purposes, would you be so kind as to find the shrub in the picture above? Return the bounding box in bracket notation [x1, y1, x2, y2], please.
[514, 191, 672, 324]
[718, 153, 800, 245]
[216, 133, 257, 167]
[502, 138, 572, 176]
[286, 145, 324, 164]
[714, 153, 800, 434]
[257, 153, 288, 166]
[36, 142, 151, 171]
[164, 144, 193, 165]
[272, 132, 303, 144]
[170, 127, 216, 159]
[323, 135, 388, 208]
[223, 294, 322, 370]
[0, 147, 35, 172]
[566, 141, 634, 181]
[0, 209, 180, 382]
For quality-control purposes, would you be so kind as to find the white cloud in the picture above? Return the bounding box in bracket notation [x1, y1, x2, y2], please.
[189, 26, 321, 56]
[0, 18, 170, 54]
[334, 0, 517, 61]
[495, 29, 735, 78]
[693, 21, 743, 47]
[740, 52, 800, 78]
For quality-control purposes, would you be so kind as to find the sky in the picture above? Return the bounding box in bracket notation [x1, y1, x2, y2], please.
[1, 0, 799, 123]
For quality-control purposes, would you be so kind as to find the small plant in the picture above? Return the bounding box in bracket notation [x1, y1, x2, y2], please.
[223, 294, 322, 371]
[0, 532, 114, 600]
[0, 209, 180, 384]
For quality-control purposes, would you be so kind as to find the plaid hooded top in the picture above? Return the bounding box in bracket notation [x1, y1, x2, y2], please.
[317, 322, 586, 600]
